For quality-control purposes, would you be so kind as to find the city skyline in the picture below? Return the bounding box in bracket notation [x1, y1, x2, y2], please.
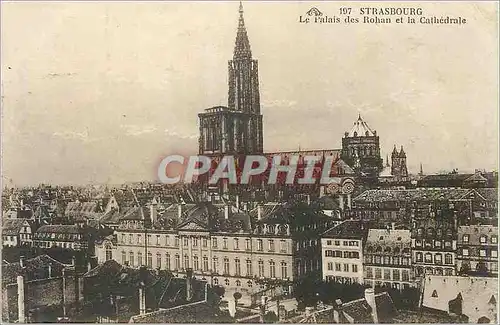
[2, 2, 498, 186]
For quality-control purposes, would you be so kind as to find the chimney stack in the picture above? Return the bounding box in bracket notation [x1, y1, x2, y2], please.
[138, 287, 146, 315]
[319, 186, 325, 198]
[228, 299, 236, 318]
[224, 205, 230, 220]
[364, 288, 378, 323]
[257, 205, 262, 220]
[307, 195, 311, 205]
[391, 222, 395, 231]
[236, 196, 240, 209]
[19, 256, 25, 268]
[150, 204, 157, 226]
[17, 275, 25, 323]
[177, 204, 182, 220]
[333, 299, 343, 323]
[48, 264, 52, 278]
[186, 268, 193, 301]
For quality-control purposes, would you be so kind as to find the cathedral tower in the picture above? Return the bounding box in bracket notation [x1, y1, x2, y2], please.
[391, 145, 408, 177]
[341, 114, 383, 178]
[198, 2, 263, 156]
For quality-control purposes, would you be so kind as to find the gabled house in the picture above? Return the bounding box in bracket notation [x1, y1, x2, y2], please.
[2, 219, 34, 247]
[421, 275, 497, 323]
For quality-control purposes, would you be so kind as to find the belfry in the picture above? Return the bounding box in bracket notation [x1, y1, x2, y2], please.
[198, 2, 263, 156]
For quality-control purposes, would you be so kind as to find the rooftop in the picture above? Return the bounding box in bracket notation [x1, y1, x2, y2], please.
[346, 114, 376, 138]
[322, 220, 369, 240]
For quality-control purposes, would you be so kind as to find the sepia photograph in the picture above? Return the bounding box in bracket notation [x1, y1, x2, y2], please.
[1, 1, 498, 323]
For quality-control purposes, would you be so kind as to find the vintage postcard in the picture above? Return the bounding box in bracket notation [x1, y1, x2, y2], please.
[1, 1, 498, 323]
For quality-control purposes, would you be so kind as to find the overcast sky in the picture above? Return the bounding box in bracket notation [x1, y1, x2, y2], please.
[1, 1, 498, 186]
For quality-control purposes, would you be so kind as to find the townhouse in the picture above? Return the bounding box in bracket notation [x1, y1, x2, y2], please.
[320, 220, 368, 284]
[457, 225, 498, 276]
[363, 227, 415, 290]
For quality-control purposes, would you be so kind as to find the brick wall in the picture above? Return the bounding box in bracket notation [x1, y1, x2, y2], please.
[2, 274, 81, 322]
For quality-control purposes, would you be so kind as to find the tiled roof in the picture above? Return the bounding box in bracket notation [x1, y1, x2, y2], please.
[316, 196, 340, 210]
[129, 300, 232, 323]
[353, 188, 471, 203]
[422, 275, 497, 323]
[83, 259, 122, 278]
[341, 292, 396, 323]
[99, 209, 121, 224]
[36, 224, 83, 234]
[322, 220, 369, 240]
[366, 229, 411, 247]
[421, 173, 473, 182]
[2, 255, 66, 284]
[457, 225, 498, 244]
[341, 298, 373, 323]
[2, 219, 29, 236]
[474, 188, 498, 201]
[121, 206, 147, 221]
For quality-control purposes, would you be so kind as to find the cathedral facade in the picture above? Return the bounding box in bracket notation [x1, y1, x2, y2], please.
[196, 3, 403, 194]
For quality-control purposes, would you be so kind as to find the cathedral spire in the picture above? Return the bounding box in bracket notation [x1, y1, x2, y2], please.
[234, 1, 252, 59]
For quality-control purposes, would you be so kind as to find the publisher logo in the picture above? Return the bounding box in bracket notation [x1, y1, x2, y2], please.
[305, 7, 323, 17]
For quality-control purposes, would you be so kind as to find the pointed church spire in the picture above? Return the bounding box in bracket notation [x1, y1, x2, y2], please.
[234, 1, 252, 59]
[392, 145, 398, 157]
[385, 154, 390, 167]
[399, 145, 406, 157]
[419, 163, 423, 175]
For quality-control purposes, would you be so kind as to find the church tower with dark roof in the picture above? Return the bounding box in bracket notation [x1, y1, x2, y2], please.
[341, 114, 383, 178]
[391, 145, 408, 178]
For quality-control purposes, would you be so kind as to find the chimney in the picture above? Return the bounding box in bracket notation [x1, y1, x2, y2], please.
[307, 195, 311, 205]
[48, 264, 52, 278]
[339, 195, 344, 211]
[87, 261, 92, 272]
[138, 287, 146, 315]
[319, 186, 325, 198]
[236, 196, 240, 209]
[257, 205, 262, 220]
[19, 256, 25, 268]
[333, 299, 343, 323]
[17, 275, 25, 323]
[365, 288, 378, 323]
[71, 256, 76, 267]
[228, 298, 236, 318]
[224, 205, 230, 220]
[186, 268, 193, 301]
[391, 222, 395, 231]
[177, 204, 182, 220]
[150, 204, 157, 225]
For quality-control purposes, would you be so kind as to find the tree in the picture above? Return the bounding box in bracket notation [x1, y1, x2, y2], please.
[263, 311, 278, 323]
[233, 292, 242, 306]
[212, 285, 225, 298]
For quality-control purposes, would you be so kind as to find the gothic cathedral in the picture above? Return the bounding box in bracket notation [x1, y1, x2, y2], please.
[198, 3, 263, 156]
